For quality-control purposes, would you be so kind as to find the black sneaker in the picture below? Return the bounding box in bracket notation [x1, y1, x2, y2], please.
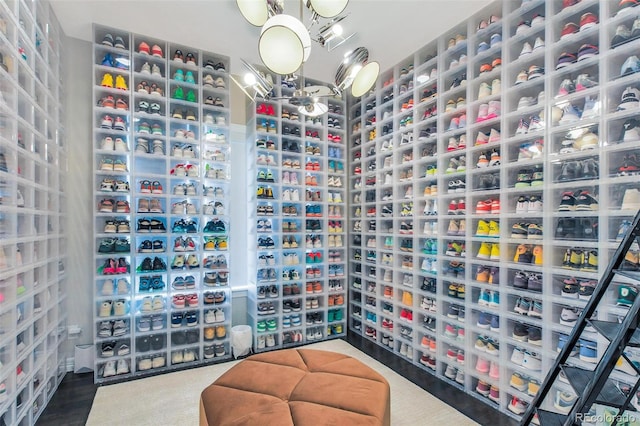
[137, 335, 151, 352]
[555, 218, 578, 239]
[152, 334, 166, 349]
[558, 191, 577, 211]
[528, 326, 542, 344]
[558, 161, 580, 181]
[152, 257, 167, 271]
[513, 322, 529, 341]
[582, 158, 599, 179]
[580, 218, 598, 241]
[185, 329, 199, 344]
[140, 257, 153, 272]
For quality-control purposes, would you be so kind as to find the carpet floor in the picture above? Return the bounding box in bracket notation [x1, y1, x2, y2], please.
[87, 339, 479, 425]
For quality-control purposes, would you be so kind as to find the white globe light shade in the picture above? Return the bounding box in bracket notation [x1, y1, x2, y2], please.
[308, 0, 349, 18]
[236, 0, 270, 26]
[351, 61, 379, 98]
[259, 15, 311, 75]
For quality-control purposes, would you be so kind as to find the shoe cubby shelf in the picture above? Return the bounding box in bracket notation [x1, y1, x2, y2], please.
[92, 25, 232, 384]
[0, 0, 67, 425]
[347, 0, 640, 420]
[245, 67, 348, 351]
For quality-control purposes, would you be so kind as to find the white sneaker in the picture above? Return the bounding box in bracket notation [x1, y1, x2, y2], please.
[102, 360, 116, 377]
[114, 138, 128, 152]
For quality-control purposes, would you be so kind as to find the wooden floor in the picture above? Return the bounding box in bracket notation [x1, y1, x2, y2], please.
[36, 333, 517, 425]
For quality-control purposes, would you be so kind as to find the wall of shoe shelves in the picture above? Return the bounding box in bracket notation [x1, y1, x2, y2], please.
[92, 25, 234, 383]
[245, 67, 348, 351]
[348, 0, 640, 420]
[0, 0, 68, 424]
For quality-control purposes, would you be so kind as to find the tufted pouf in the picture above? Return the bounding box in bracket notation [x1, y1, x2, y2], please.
[199, 348, 391, 426]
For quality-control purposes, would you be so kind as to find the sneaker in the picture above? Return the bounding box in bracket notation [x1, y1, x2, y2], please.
[618, 87, 640, 111]
[621, 55, 640, 76]
[556, 52, 576, 69]
[612, 24, 632, 48]
[577, 44, 598, 61]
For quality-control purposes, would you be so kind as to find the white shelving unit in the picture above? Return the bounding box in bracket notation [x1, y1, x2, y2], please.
[91, 25, 232, 383]
[348, 0, 640, 419]
[246, 69, 348, 351]
[0, 0, 68, 424]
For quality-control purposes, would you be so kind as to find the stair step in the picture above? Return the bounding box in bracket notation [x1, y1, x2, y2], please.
[589, 320, 640, 347]
[614, 269, 640, 282]
[535, 408, 566, 426]
[562, 366, 629, 408]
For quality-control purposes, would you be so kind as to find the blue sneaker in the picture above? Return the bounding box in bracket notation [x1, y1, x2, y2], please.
[477, 312, 491, 328]
[490, 33, 502, 47]
[478, 289, 491, 306]
[477, 41, 489, 53]
[621, 55, 640, 76]
[171, 312, 183, 327]
[617, 220, 632, 241]
[557, 334, 579, 356]
[114, 56, 129, 70]
[101, 53, 115, 67]
[152, 240, 164, 252]
[490, 314, 500, 331]
[489, 291, 500, 308]
[579, 339, 598, 363]
[554, 391, 577, 414]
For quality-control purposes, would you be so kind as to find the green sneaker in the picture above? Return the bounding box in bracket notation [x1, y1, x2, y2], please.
[617, 285, 638, 307]
[186, 90, 196, 102]
[173, 87, 184, 100]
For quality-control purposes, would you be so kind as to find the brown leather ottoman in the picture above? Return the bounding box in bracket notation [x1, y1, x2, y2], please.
[200, 348, 391, 426]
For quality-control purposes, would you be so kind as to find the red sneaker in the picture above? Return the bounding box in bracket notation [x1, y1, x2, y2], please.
[138, 42, 150, 54]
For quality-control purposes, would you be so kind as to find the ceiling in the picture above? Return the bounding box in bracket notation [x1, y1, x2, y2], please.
[50, 0, 492, 83]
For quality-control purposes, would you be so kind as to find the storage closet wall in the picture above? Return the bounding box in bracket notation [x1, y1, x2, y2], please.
[348, 0, 640, 419]
[246, 69, 348, 351]
[92, 25, 233, 382]
[0, 0, 68, 424]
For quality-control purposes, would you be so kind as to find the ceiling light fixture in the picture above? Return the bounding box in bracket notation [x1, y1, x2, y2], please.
[259, 14, 311, 75]
[229, 59, 275, 101]
[236, 0, 283, 27]
[334, 47, 380, 97]
[305, 0, 349, 20]
[314, 15, 354, 51]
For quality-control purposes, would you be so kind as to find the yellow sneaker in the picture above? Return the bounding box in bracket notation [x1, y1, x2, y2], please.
[101, 73, 114, 87]
[115, 74, 128, 90]
[509, 372, 527, 392]
[477, 242, 491, 259]
[533, 245, 543, 265]
[204, 237, 216, 251]
[488, 220, 500, 237]
[490, 243, 500, 260]
[476, 220, 489, 237]
[402, 291, 413, 306]
[217, 236, 228, 250]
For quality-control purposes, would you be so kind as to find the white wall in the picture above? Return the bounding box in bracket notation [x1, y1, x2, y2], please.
[61, 36, 250, 362]
[62, 36, 95, 357]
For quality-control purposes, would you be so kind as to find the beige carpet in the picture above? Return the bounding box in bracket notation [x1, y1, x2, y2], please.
[87, 339, 479, 426]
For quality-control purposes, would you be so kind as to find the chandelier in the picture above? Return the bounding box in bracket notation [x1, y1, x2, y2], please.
[234, 0, 380, 113]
